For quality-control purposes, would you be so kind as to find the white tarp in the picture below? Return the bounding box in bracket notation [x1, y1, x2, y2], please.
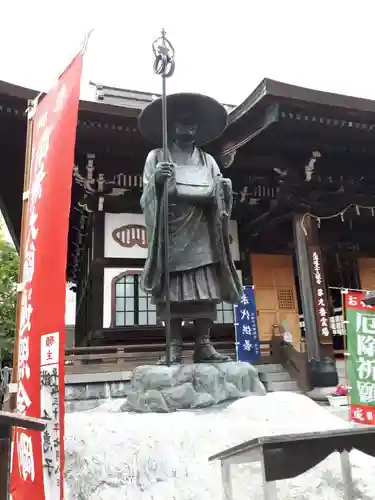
[65, 392, 374, 499]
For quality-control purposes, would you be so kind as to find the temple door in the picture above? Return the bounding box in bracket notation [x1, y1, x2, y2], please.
[250, 254, 301, 347]
[358, 257, 375, 291]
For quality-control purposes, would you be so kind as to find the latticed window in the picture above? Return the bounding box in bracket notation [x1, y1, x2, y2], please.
[113, 273, 157, 326]
[216, 302, 235, 324]
[277, 289, 295, 310]
[113, 272, 235, 326]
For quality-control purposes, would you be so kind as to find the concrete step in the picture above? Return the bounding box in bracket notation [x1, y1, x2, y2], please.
[259, 371, 291, 383]
[256, 364, 283, 374]
[266, 380, 300, 392]
[256, 364, 302, 393]
[336, 362, 346, 373]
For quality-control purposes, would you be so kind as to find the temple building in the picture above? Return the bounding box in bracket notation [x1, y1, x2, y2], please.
[2, 77, 375, 386]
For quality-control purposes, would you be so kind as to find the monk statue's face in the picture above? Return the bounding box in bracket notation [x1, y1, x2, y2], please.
[174, 118, 198, 141]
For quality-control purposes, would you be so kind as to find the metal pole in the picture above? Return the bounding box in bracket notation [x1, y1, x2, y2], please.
[152, 30, 175, 366]
[340, 289, 351, 422]
[161, 77, 171, 366]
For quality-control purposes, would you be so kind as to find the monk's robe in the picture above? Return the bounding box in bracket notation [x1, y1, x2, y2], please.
[140, 143, 242, 321]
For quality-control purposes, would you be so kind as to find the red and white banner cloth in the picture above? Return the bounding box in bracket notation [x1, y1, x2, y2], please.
[10, 54, 83, 500]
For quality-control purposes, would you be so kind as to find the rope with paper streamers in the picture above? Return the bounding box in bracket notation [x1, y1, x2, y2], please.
[300, 203, 375, 236]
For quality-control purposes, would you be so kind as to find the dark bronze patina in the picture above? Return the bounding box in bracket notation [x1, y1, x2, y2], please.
[138, 93, 242, 364]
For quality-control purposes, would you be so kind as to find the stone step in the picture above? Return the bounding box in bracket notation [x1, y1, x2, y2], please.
[259, 371, 291, 383]
[266, 380, 300, 392]
[336, 362, 346, 373]
[256, 364, 284, 374]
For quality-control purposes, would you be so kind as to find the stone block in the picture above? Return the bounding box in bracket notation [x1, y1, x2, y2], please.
[109, 381, 130, 398]
[85, 383, 107, 400]
[65, 384, 87, 402]
[124, 361, 266, 413]
[65, 399, 103, 413]
[65, 383, 107, 401]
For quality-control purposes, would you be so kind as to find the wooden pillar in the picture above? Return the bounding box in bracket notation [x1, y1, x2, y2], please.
[238, 222, 253, 286]
[293, 214, 338, 388]
[0, 433, 10, 500]
[93, 211, 105, 262]
[90, 211, 105, 344]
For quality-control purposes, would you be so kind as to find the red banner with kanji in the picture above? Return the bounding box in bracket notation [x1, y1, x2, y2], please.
[10, 54, 83, 500]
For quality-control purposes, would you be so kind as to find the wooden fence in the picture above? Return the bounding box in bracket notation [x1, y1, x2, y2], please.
[2, 338, 345, 388]
[64, 340, 274, 375]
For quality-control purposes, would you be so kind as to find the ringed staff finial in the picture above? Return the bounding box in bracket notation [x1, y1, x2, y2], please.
[152, 29, 175, 162]
[152, 29, 175, 80]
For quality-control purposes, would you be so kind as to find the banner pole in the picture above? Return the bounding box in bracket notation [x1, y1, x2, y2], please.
[9, 99, 39, 412]
[341, 289, 351, 421]
[329, 285, 370, 293]
[1, 98, 38, 500]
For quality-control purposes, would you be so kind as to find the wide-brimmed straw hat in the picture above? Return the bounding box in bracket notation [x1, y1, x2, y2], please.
[138, 93, 228, 146]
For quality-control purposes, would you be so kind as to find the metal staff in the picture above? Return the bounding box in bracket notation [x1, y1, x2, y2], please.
[152, 30, 175, 366]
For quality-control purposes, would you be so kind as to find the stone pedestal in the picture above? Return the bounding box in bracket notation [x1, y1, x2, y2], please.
[124, 361, 266, 413]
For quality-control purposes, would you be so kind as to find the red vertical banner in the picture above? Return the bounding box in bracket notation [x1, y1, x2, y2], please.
[10, 54, 83, 500]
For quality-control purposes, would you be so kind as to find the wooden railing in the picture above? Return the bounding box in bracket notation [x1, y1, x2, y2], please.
[64, 340, 274, 375]
[0, 340, 275, 384]
[300, 338, 346, 358]
[271, 335, 312, 392]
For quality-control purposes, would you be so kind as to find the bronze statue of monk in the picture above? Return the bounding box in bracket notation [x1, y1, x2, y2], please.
[138, 93, 242, 364]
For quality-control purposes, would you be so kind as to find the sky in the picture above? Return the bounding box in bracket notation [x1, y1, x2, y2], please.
[2, 0, 375, 106]
[0, 214, 12, 245]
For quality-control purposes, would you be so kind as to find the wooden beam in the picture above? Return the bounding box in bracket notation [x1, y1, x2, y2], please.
[220, 105, 279, 155]
[0, 410, 46, 435]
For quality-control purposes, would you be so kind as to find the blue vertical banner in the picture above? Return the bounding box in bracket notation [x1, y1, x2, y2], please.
[234, 285, 261, 363]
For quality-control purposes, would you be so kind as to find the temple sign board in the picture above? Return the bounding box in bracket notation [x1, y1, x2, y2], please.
[104, 213, 240, 261]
